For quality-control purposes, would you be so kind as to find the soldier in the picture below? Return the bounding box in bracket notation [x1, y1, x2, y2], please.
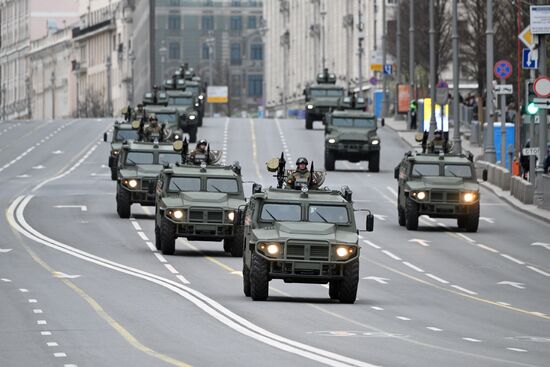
[143, 114, 167, 142]
[286, 157, 316, 189]
[133, 104, 146, 122]
[427, 130, 450, 154]
[188, 139, 208, 164]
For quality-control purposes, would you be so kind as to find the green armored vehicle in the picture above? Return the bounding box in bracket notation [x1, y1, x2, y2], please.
[240, 157, 374, 303]
[394, 150, 486, 232]
[103, 120, 140, 180]
[143, 105, 191, 142]
[182, 80, 206, 126]
[324, 95, 380, 172]
[164, 89, 199, 142]
[154, 159, 246, 257]
[116, 140, 183, 218]
[303, 68, 345, 130]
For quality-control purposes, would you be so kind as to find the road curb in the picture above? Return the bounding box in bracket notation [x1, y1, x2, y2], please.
[480, 182, 550, 224]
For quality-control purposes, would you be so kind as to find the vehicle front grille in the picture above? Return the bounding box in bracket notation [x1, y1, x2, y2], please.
[189, 209, 224, 223]
[430, 191, 459, 203]
[340, 140, 365, 150]
[140, 178, 157, 191]
[189, 210, 203, 222]
[285, 241, 330, 261]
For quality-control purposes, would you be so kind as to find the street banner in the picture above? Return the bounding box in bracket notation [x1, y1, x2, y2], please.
[422, 98, 449, 132]
[207, 86, 228, 103]
[397, 84, 411, 114]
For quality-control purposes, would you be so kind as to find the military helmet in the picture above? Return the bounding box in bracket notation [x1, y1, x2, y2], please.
[149, 113, 158, 122]
[197, 139, 207, 147]
[296, 157, 308, 166]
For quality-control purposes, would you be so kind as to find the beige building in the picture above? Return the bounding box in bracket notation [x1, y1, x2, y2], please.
[263, 0, 396, 115]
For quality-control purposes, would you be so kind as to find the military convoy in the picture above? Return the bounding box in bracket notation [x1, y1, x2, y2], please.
[104, 120, 140, 180]
[304, 68, 345, 130]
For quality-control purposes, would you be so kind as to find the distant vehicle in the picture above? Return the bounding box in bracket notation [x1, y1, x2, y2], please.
[303, 68, 345, 130]
[163, 89, 200, 142]
[104, 120, 140, 180]
[394, 148, 487, 232]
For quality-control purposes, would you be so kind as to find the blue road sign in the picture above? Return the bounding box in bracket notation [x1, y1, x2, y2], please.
[494, 60, 513, 79]
[383, 64, 392, 75]
[522, 48, 538, 69]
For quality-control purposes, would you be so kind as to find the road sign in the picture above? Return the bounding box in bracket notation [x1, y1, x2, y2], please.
[522, 48, 538, 69]
[383, 64, 393, 75]
[533, 97, 550, 109]
[519, 26, 536, 49]
[206, 86, 228, 103]
[533, 76, 550, 97]
[530, 5, 550, 34]
[370, 64, 382, 72]
[522, 147, 540, 156]
[369, 76, 378, 85]
[494, 60, 513, 79]
[436, 80, 449, 88]
[435, 87, 449, 105]
[494, 84, 513, 95]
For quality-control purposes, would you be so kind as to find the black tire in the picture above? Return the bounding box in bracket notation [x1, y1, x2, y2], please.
[398, 200, 406, 226]
[197, 116, 203, 127]
[110, 166, 117, 181]
[223, 239, 233, 253]
[328, 281, 340, 300]
[116, 186, 131, 219]
[231, 226, 244, 257]
[457, 216, 467, 230]
[338, 260, 359, 304]
[324, 150, 335, 171]
[243, 263, 251, 297]
[369, 151, 380, 172]
[465, 202, 480, 233]
[250, 252, 269, 301]
[405, 197, 419, 230]
[305, 116, 313, 130]
[160, 216, 176, 255]
[189, 127, 198, 143]
[155, 224, 161, 250]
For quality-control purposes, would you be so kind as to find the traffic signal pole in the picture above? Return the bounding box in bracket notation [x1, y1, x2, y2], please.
[534, 33, 548, 204]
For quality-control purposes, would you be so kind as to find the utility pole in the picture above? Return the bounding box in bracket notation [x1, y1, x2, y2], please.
[321, 5, 327, 70]
[408, 0, 415, 130]
[357, 0, 365, 97]
[451, 0, 461, 154]
[396, 0, 401, 85]
[535, 32, 548, 204]
[344, 0, 353, 91]
[106, 56, 113, 117]
[159, 42, 167, 86]
[382, 0, 388, 120]
[2, 83, 6, 121]
[26, 76, 32, 119]
[529, 70, 536, 184]
[206, 31, 215, 117]
[428, 0, 436, 137]
[484, 0, 496, 163]
[280, 0, 290, 119]
[311, 0, 321, 73]
[129, 50, 136, 106]
[51, 71, 56, 119]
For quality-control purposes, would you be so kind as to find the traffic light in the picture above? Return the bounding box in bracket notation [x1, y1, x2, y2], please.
[526, 81, 539, 115]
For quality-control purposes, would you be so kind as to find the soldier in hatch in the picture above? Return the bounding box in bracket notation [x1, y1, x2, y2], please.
[286, 157, 316, 189]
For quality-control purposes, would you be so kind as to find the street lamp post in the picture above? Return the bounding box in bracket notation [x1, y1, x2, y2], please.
[106, 56, 113, 117]
[535, 33, 548, 204]
[159, 42, 168, 86]
[451, 0, 461, 154]
[382, 0, 388, 121]
[408, 0, 415, 130]
[357, 0, 364, 97]
[1, 83, 6, 121]
[428, 0, 437, 138]
[206, 31, 215, 117]
[51, 71, 56, 119]
[484, 0, 496, 163]
[129, 50, 136, 106]
[321, 6, 327, 70]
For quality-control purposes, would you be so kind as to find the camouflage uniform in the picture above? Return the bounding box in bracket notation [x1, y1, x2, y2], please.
[286, 168, 311, 189]
[143, 123, 167, 142]
[189, 147, 207, 164]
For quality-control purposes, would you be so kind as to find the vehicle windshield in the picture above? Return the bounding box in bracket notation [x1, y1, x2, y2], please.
[168, 176, 201, 192]
[411, 163, 440, 177]
[332, 117, 376, 129]
[206, 178, 240, 193]
[308, 205, 349, 224]
[114, 129, 139, 142]
[310, 88, 344, 98]
[155, 113, 177, 123]
[185, 86, 200, 95]
[168, 97, 193, 106]
[159, 153, 182, 165]
[444, 164, 473, 178]
[125, 151, 155, 165]
[260, 203, 301, 221]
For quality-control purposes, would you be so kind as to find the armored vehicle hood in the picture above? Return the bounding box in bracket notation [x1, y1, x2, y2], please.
[163, 192, 245, 209]
[328, 127, 377, 141]
[120, 165, 164, 178]
[252, 221, 357, 243]
[310, 97, 341, 107]
[406, 177, 479, 191]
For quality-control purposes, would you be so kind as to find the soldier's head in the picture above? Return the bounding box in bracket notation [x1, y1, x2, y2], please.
[149, 113, 159, 126]
[137, 103, 143, 111]
[434, 130, 443, 139]
[196, 139, 207, 151]
[296, 157, 308, 172]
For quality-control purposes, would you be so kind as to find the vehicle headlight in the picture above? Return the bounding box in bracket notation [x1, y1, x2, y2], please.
[167, 209, 186, 221]
[412, 191, 427, 200]
[189, 115, 196, 120]
[328, 138, 336, 144]
[112, 150, 120, 156]
[174, 134, 180, 140]
[463, 192, 476, 202]
[226, 211, 235, 222]
[371, 139, 380, 145]
[194, 103, 199, 107]
[122, 178, 140, 189]
[307, 104, 314, 110]
[198, 95, 204, 100]
[258, 242, 282, 257]
[335, 245, 355, 259]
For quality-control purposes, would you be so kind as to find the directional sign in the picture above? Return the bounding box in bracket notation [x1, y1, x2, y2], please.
[519, 26, 536, 49]
[522, 48, 538, 69]
[533, 97, 550, 109]
[383, 64, 393, 75]
[370, 64, 382, 72]
[494, 84, 513, 95]
[533, 76, 550, 97]
[494, 60, 513, 80]
[530, 5, 550, 34]
[523, 147, 540, 156]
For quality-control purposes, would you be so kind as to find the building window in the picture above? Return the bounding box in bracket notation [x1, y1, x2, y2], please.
[202, 15, 214, 30]
[205, 0, 213, 6]
[247, 16, 257, 29]
[248, 75, 262, 97]
[231, 0, 241, 6]
[230, 16, 242, 31]
[250, 44, 263, 60]
[169, 42, 180, 59]
[230, 43, 241, 65]
[249, 0, 259, 6]
[202, 44, 210, 59]
[170, 0, 180, 6]
[168, 15, 181, 30]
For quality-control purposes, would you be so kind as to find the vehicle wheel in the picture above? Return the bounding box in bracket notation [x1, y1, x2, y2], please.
[110, 166, 117, 181]
[328, 281, 340, 300]
[155, 224, 161, 250]
[250, 252, 269, 301]
[405, 197, 419, 230]
[223, 238, 233, 253]
[457, 216, 467, 230]
[398, 200, 406, 226]
[305, 116, 313, 130]
[197, 117, 203, 127]
[369, 151, 380, 172]
[160, 216, 176, 255]
[243, 263, 251, 297]
[324, 150, 335, 171]
[189, 127, 198, 143]
[338, 260, 359, 304]
[465, 202, 480, 233]
[116, 186, 131, 219]
[231, 226, 244, 257]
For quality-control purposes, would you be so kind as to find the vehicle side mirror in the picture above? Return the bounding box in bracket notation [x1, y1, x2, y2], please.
[252, 183, 262, 194]
[103, 132, 108, 142]
[394, 166, 400, 180]
[148, 181, 156, 194]
[482, 169, 488, 182]
[366, 214, 374, 232]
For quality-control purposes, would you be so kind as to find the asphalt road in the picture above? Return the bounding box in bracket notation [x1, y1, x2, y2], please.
[1, 117, 549, 367]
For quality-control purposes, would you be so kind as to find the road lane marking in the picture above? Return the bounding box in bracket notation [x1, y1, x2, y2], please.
[451, 285, 477, 295]
[531, 242, 550, 250]
[362, 276, 389, 284]
[53, 272, 81, 279]
[425, 274, 449, 284]
[455, 233, 475, 242]
[131, 221, 142, 231]
[500, 254, 525, 265]
[41, 331, 52, 336]
[396, 316, 411, 321]
[370, 306, 384, 311]
[462, 337, 482, 343]
[381, 250, 401, 261]
[526, 266, 550, 277]
[176, 275, 190, 284]
[19, 288, 29, 292]
[37, 320, 47, 325]
[47, 342, 59, 347]
[1, 278, 11, 282]
[402, 261, 424, 273]
[426, 327, 442, 332]
[408, 239, 430, 247]
[506, 348, 527, 352]
[33, 309, 43, 314]
[386, 186, 398, 197]
[154, 253, 167, 263]
[145, 241, 156, 252]
[137, 231, 149, 241]
[0, 248, 13, 253]
[476, 243, 499, 253]
[362, 240, 380, 249]
[249, 119, 262, 180]
[165, 264, 179, 274]
[28, 299, 37, 303]
[498, 281, 525, 289]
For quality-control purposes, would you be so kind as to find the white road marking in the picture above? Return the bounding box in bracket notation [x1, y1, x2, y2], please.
[28, 299, 37, 303]
[455, 233, 475, 242]
[131, 221, 142, 231]
[32, 165, 45, 169]
[506, 348, 527, 352]
[497, 302, 511, 306]
[408, 238, 430, 247]
[386, 186, 398, 197]
[402, 261, 424, 272]
[1, 278, 11, 282]
[530, 312, 547, 317]
[451, 285, 478, 295]
[52, 150, 64, 154]
[479, 217, 495, 224]
[0, 248, 13, 253]
[19, 288, 29, 293]
[137, 231, 149, 241]
[500, 254, 524, 265]
[37, 320, 47, 325]
[476, 243, 499, 253]
[154, 253, 167, 263]
[426, 327, 442, 332]
[164, 264, 179, 274]
[396, 316, 411, 321]
[53, 352, 67, 358]
[462, 337, 482, 343]
[382, 250, 401, 261]
[33, 309, 43, 314]
[16, 174, 31, 178]
[145, 241, 156, 252]
[362, 240, 380, 249]
[176, 275, 190, 284]
[54, 205, 87, 212]
[370, 306, 384, 311]
[47, 342, 59, 347]
[531, 242, 550, 251]
[41, 331, 52, 336]
[373, 214, 387, 221]
[425, 274, 449, 284]
[362, 276, 389, 284]
[53, 272, 81, 279]
[498, 281, 525, 289]
[526, 266, 550, 277]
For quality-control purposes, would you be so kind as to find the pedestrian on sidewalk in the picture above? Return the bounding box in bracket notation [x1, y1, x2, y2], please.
[409, 100, 417, 130]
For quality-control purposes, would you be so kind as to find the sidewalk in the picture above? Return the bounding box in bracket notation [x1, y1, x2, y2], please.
[385, 117, 550, 224]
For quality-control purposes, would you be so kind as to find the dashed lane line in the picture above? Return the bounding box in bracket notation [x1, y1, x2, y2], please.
[425, 274, 450, 284]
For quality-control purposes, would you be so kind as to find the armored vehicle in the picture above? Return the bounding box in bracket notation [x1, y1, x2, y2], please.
[324, 96, 380, 172]
[154, 160, 246, 257]
[182, 80, 206, 126]
[116, 140, 183, 218]
[240, 157, 374, 303]
[303, 68, 345, 130]
[164, 90, 199, 142]
[103, 120, 140, 180]
[394, 150, 486, 232]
